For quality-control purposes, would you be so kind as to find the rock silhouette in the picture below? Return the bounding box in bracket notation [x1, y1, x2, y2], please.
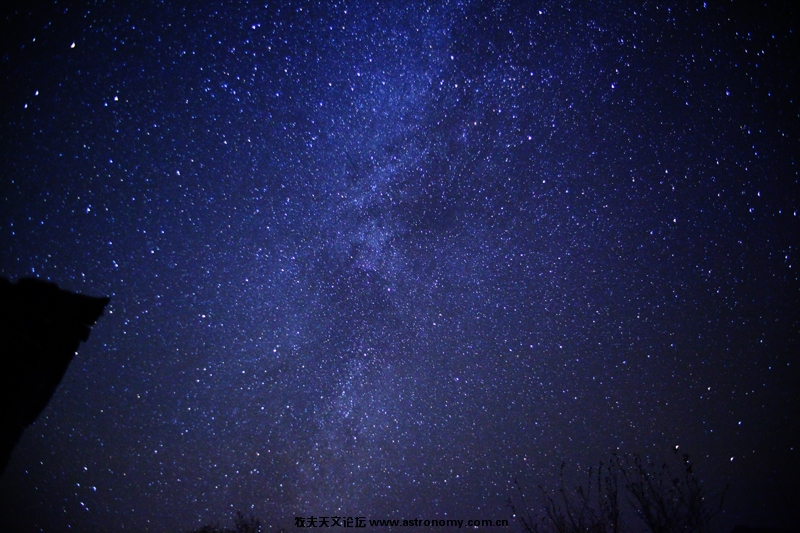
[0, 277, 109, 476]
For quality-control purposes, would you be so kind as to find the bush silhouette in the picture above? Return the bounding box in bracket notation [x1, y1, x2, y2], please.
[509, 449, 725, 533]
[186, 512, 273, 533]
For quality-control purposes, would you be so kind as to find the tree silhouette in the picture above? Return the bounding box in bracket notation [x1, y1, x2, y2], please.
[510, 449, 725, 533]
[619, 451, 724, 533]
[510, 459, 622, 533]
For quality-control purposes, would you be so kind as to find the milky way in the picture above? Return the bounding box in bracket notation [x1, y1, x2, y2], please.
[1, 1, 798, 532]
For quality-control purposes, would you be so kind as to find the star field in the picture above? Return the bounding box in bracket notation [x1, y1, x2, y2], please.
[1, 1, 798, 532]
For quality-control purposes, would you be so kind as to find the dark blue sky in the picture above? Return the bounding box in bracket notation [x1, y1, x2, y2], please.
[1, 1, 798, 532]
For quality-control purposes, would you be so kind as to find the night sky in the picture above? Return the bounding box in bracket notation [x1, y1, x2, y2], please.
[1, 1, 798, 532]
